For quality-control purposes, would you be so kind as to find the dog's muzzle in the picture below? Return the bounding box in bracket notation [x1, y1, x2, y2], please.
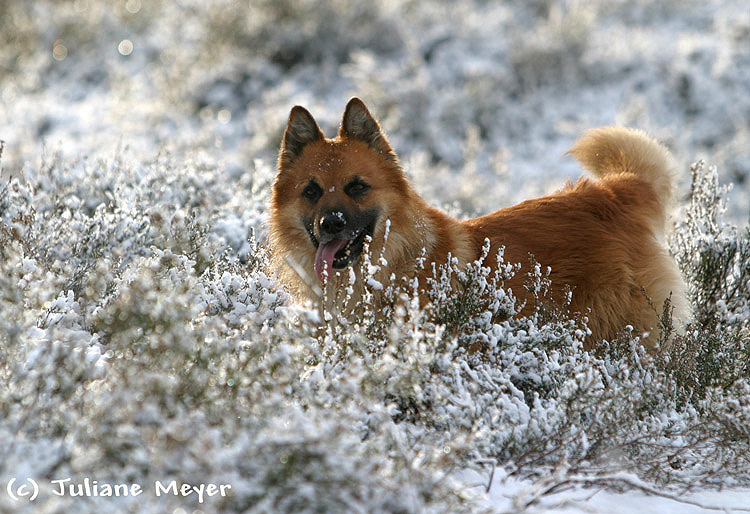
[307, 208, 379, 283]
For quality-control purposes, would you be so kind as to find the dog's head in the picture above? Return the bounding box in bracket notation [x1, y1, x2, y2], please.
[271, 98, 410, 286]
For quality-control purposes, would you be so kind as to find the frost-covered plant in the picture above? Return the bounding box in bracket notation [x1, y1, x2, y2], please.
[2, 0, 749, 510]
[508, 2, 595, 91]
[0, 152, 485, 513]
[424, 241, 518, 345]
[662, 161, 750, 405]
[672, 161, 749, 332]
[2, 144, 749, 513]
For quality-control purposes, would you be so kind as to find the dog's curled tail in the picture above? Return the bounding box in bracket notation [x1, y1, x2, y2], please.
[568, 126, 676, 210]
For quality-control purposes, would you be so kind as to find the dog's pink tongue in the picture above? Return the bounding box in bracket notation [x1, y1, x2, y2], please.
[314, 239, 348, 283]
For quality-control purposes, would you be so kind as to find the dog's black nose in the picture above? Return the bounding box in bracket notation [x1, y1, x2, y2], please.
[320, 212, 346, 235]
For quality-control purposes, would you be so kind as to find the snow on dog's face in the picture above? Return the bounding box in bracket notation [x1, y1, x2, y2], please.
[302, 184, 379, 283]
[270, 98, 410, 286]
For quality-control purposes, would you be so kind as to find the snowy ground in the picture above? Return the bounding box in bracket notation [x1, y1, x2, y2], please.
[1, 1, 749, 512]
[475, 470, 750, 513]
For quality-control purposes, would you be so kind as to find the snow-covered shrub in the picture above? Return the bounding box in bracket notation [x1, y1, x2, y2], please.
[2, 1, 749, 510]
[664, 161, 750, 405]
[1, 108, 749, 513]
[673, 161, 749, 332]
[0, 152, 486, 512]
[508, 2, 595, 91]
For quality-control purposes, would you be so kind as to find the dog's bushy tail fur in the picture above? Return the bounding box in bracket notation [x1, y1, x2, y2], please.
[568, 126, 676, 212]
[569, 126, 691, 341]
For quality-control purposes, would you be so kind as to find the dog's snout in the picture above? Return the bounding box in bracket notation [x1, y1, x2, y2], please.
[320, 212, 347, 235]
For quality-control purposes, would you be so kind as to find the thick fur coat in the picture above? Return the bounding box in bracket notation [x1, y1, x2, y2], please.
[269, 98, 690, 348]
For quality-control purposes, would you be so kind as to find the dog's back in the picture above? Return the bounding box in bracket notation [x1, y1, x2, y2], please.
[463, 127, 690, 347]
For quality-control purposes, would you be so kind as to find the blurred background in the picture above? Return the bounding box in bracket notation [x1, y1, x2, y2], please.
[1, 0, 748, 221]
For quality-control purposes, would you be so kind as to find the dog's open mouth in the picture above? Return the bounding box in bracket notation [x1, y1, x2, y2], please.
[314, 229, 369, 283]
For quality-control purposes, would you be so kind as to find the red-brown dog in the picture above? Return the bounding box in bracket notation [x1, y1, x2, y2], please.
[270, 97, 690, 347]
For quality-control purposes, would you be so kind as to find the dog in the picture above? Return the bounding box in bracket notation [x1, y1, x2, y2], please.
[269, 97, 690, 348]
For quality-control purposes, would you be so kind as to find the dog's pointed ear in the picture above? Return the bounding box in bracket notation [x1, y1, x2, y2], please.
[279, 106, 325, 169]
[339, 97, 397, 162]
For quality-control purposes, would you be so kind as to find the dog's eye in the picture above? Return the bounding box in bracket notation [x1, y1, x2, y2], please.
[344, 179, 370, 198]
[302, 181, 322, 202]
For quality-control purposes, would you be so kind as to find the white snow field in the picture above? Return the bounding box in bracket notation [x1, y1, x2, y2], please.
[1, 1, 748, 513]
